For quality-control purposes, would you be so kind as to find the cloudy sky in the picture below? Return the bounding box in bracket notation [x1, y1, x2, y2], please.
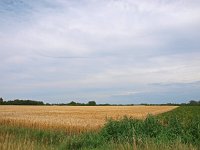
[0, 0, 200, 104]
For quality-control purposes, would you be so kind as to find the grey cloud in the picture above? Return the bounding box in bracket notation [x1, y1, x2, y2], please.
[0, 0, 200, 103]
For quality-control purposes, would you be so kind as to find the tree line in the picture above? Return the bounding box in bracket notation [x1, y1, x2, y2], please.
[53, 101, 97, 106]
[140, 100, 200, 106]
[0, 98, 44, 105]
[0, 98, 97, 106]
[0, 97, 200, 106]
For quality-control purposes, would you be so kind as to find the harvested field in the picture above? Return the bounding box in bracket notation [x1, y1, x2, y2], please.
[0, 106, 177, 133]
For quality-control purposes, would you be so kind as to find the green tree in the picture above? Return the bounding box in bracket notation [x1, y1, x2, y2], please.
[189, 100, 199, 105]
[87, 101, 96, 106]
[0, 97, 3, 104]
[68, 101, 77, 106]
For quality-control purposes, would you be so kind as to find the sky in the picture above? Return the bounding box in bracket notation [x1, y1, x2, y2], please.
[0, 0, 200, 104]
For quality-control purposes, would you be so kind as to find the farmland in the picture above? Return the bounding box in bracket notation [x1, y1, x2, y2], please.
[0, 106, 177, 133]
[0, 106, 200, 150]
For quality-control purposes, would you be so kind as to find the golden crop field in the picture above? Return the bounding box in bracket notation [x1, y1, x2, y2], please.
[0, 106, 177, 133]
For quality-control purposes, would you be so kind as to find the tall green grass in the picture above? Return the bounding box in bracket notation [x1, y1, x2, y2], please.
[62, 106, 200, 149]
[0, 106, 200, 150]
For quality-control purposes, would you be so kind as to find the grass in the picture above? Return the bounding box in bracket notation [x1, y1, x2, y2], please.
[158, 106, 200, 124]
[62, 106, 200, 149]
[0, 106, 199, 150]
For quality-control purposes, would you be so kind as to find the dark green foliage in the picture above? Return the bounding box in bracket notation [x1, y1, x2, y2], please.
[101, 116, 142, 142]
[143, 115, 163, 138]
[101, 116, 165, 142]
[1, 99, 44, 105]
[68, 101, 78, 106]
[87, 101, 96, 106]
[0, 97, 3, 104]
[189, 100, 200, 106]
[56, 101, 97, 106]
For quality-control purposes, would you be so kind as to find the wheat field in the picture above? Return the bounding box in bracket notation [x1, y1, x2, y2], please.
[0, 106, 177, 133]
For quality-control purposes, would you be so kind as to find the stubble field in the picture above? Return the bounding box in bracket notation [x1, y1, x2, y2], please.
[0, 106, 177, 132]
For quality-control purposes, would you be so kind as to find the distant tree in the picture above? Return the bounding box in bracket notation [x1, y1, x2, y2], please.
[3, 99, 44, 105]
[68, 101, 77, 106]
[87, 101, 96, 106]
[0, 97, 3, 104]
[189, 100, 198, 105]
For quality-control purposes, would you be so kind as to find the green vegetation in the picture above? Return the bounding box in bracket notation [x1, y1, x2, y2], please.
[64, 106, 200, 149]
[0, 98, 98, 106]
[1, 96, 200, 106]
[0, 106, 200, 150]
[158, 106, 200, 125]
[64, 101, 97, 106]
[141, 100, 200, 106]
[0, 98, 44, 105]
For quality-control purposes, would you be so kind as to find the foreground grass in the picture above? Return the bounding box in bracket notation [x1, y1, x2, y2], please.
[0, 126, 65, 150]
[0, 106, 200, 150]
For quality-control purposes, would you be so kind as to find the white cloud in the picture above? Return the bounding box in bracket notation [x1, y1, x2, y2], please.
[0, 0, 200, 103]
